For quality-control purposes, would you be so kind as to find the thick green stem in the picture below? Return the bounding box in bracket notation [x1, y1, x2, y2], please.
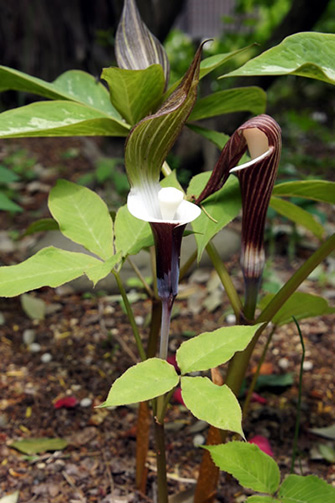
[179, 249, 197, 281]
[113, 271, 146, 361]
[225, 233, 335, 397]
[206, 241, 243, 321]
[242, 325, 276, 418]
[257, 233, 335, 324]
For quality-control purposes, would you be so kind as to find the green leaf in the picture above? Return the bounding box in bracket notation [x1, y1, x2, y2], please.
[101, 65, 165, 125]
[20, 294, 45, 320]
[0, 492, 19, 503]
[125, 43, 203, 186]
[206, 441, 280, 494]
[272, 180, 335, 204]
[177, 324, 263, 374]
[246, 497, 280, 503]
[222, 32, 335, 85]
[181, 377, 244, 436]
[0, 191, 22, 212]
[259, 292, 335, 325]
[48, 180, 114, 260]
[0, 165, 20, 183]
[270, 196, 324, 239]
[187, 124, 229, 150]
[0, 67, 123, 118]
[0, 101, 130, 139]
[255, 374, 294, 391]
[24, 218, 59, 236]
[199, 46, 256, 79]
[10, 437, 68, 455]
[279, 474, 335, 503]
[85, 252, 122, 285]
[187, 173, 241, 261]
[189, 87, 266, 121]
[102, 358, 179, 407]
[115, 205, 153, 257]
[0, 247, 102, 297]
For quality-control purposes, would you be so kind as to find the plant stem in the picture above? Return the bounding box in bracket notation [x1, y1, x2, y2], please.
[225, 233, 335, 396]
[127, 256, 154, 299]
[257, 233, 335, 324]
[291, 316, 305, 474]
[154, 418, 168, 503]
[179, 249, 197, 281]
[242, 325, 276, 418]
[113, 271, 146, 361]
[206, 241, 243, 321]
[160, 298, 173, 360]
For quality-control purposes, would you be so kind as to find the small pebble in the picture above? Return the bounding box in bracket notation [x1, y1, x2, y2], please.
[278, 357, 289, 370]
[29, 343, 41, 353]
[23, 329, 36, 345]
[226, 313, 236, 325]
[41, 353, 52, 363]
[303, 361, 313, 371]
[193, 434, 206, 447]
[80, 397, 93, 408]
[135, 315, 144, 326]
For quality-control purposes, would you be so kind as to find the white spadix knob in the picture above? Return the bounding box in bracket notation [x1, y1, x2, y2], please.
[158, 187, 184, 220]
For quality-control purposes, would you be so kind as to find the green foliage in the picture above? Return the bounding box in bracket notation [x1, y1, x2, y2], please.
[176, 324, 263, 374]
[49, 180, 114, 261]
[207, 442, 280, 493]
[223, 33, 335, 86]
[101, 358, 179, 406]
[207, 442, 335, 502]
[259, 292, 335, 325]
[187, 174, 241, 261]
[101, 65, 165, 125]
[181, 377, 244, 437]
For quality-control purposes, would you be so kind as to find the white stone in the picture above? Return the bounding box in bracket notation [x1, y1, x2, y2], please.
[29, 343, 41, 353]
[278, 357, 289, 370]
[23, 329, 36, 345]
[80, 397, 93, 408]
[303, 361, 313, 371]
[226, 314, 236, 325]
[41, 353, 52, 363]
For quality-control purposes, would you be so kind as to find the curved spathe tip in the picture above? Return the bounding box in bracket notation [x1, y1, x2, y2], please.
[127, 185, 201, 225]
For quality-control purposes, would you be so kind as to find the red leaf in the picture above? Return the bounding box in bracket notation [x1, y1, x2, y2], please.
[54, 396, 78, 409]
[249, 435, 274, 457]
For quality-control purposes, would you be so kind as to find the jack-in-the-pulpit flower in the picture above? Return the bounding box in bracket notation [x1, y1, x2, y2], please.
[196, 114, 281, 316]
[124, 45, 203, 358]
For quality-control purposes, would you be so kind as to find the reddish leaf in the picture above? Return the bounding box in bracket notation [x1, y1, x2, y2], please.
[54, 396, 78, 409]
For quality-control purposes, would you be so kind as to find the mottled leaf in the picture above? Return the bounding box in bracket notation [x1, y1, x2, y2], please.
[223, 32, 335, 86]
[0, 101, 130, 139]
